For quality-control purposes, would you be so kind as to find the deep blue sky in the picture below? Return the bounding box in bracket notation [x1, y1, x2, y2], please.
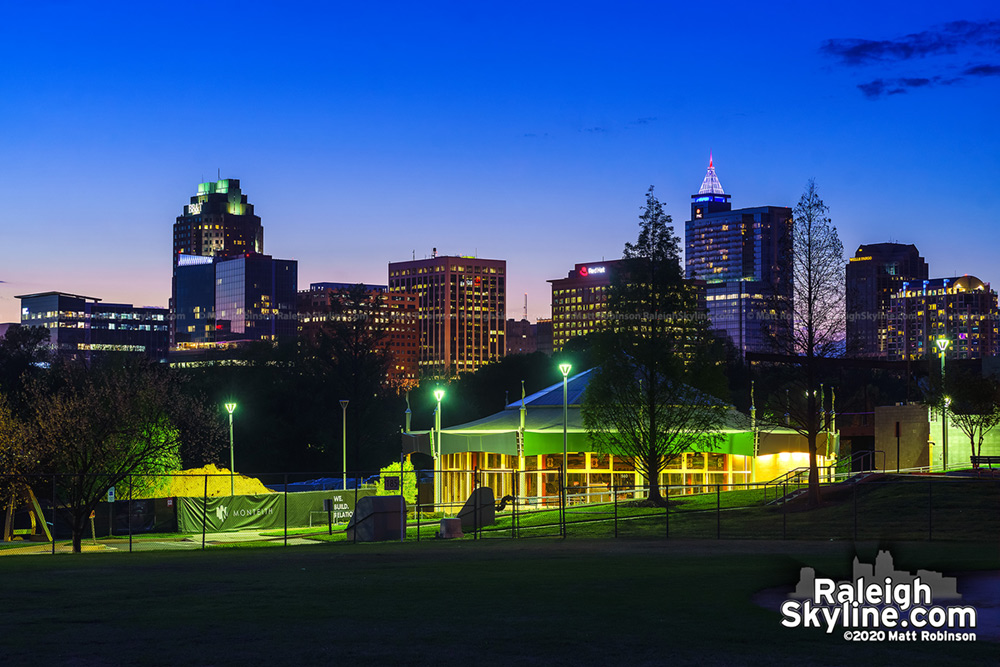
[2, 2, 999, 323]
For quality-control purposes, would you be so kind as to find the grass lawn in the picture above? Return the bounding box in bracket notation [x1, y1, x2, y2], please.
[0, 538, 995, 666]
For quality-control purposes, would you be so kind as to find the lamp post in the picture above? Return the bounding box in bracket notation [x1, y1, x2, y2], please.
[559, 363, 572, 535]
[936, 338, 952, 470]
[434, 388, 445, 509]
[340, 399, 349, 490]
[224, 402, 237, 496]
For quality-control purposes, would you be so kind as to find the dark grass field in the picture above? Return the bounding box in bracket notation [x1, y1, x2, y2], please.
[0, 538, 996, 666]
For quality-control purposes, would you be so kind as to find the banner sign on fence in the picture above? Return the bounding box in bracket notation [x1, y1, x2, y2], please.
[176, 490, 373, 533]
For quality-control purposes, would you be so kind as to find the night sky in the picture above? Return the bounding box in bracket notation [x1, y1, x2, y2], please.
[2, 2, 998, 324]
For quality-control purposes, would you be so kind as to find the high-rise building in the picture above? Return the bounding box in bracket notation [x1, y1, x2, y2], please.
[548, 259, 707, 353]
[846, 243, 928, 357]
[173, 253, 297, 345]
[172, 179, 263, 260]
[299, 282, 419, 390]
[17, 292, 169, 362]
[549, 260, 620, 351]
[387, 251, 506, 375]
[887, 276, 999, 361]
[170, 179, 297, 351]
[684, 156, 792, 355]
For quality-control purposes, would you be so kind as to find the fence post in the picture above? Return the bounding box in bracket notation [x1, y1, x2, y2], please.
[511, 470, 516, 540]
[928, 480, 933, 541]
[664, 481, 669, 539]
[473, 467, 479, 541]
[128, 474, 133, 554]
[853, 480, 858, 541]
[354, 474, 359, 545]
[283, 473, 288, 547]
[50, 475, 56, 555]
[782, 481, 787, 540]
[201, 474, 208, 550]
[716, 484, 721, 539]
[613, 482, 618, 538]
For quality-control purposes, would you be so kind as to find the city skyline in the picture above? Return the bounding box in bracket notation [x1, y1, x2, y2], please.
[3, 3, 999, 324]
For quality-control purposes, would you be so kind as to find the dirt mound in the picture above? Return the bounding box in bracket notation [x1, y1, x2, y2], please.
[140, 464, 275, 498]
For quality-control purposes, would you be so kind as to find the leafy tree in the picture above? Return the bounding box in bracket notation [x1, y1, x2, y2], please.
[0, 393, 45, 510]
[935, 368, 1000, 463]
[0, 326, 50, 415]
[26, 358, 222, 552]
[375, 459, 417, 504]
[763, 180, 845, 506]
[583, 186, 728, 506]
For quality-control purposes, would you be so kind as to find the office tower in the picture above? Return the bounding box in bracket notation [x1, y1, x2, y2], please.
[684, 156, 792, 355]
[845, 243, 928, 357]
[170, 179, 296, 352]
[387, 250, 506, 375]
[299, 282, 419, 390]
[173, 253, 298, 345]
[17, 292, 169, 362]
[172, 179, 263, 260]
[887, 276, 999, 360]
[548, 259, 707, 353]
[548, 260, 620, 351]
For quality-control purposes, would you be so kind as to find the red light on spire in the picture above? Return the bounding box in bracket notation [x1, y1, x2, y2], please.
[709, 151, 714, 169]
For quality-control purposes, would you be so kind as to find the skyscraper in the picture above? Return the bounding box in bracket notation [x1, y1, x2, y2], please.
[172, 179, 263, 260]
[387, 251, 506, 375]
[170, 179, 297, 350]
[887, 276, 999, 360]
[845, 243, 928, 357]
[684, 156, 792, 355]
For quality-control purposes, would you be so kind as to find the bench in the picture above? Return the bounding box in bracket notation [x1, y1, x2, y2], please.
[970, 455, 1000, 469]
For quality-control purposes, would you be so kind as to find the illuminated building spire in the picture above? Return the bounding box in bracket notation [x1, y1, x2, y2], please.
[698, 153, 725, 195]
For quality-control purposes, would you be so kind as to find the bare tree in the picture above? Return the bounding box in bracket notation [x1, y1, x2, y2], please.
[583, 187, 728, 506]
[764, 180, 845, 506]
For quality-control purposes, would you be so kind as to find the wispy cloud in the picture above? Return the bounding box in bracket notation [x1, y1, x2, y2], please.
[627, 117, 657, 126]
[822, 20, 1000, 98]
[822, 20, 1000, 65]
[583, 126, 607, 133]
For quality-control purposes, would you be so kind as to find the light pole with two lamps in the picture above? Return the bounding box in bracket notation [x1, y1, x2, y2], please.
[224, 402, 237, 496]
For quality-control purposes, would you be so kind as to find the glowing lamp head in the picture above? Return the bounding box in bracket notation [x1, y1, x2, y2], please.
[434, 388, 445, 403]
[559, 363, 572, 378]
[224, 402, 237, 415]
[944, 396, 952, 408]
[936, 338, 951, 353]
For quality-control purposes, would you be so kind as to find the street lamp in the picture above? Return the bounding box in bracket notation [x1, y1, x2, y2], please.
[936, 338, 951, 470]
[224, 402, 237, 496]
[559, 363, 572, 536]
[434, 388, 445, 509]
[340, 399, 349, 490]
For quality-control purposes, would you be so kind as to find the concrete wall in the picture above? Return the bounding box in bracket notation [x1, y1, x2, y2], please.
[874, 404, 930, 471]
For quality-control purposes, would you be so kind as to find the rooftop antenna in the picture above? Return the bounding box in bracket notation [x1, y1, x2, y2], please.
[412, 249, 415, 261]
[218, 168, 221, 180]
[524, 293, 528, 321]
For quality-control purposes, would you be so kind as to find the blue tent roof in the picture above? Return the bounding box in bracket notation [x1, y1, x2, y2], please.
[505, 368, 595, 408]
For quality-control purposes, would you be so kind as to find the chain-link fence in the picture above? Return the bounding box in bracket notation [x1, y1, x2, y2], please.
[2, 470, 998, 555]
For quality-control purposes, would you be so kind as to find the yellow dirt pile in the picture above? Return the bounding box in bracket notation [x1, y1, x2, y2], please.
[146, 464, 275, 498]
